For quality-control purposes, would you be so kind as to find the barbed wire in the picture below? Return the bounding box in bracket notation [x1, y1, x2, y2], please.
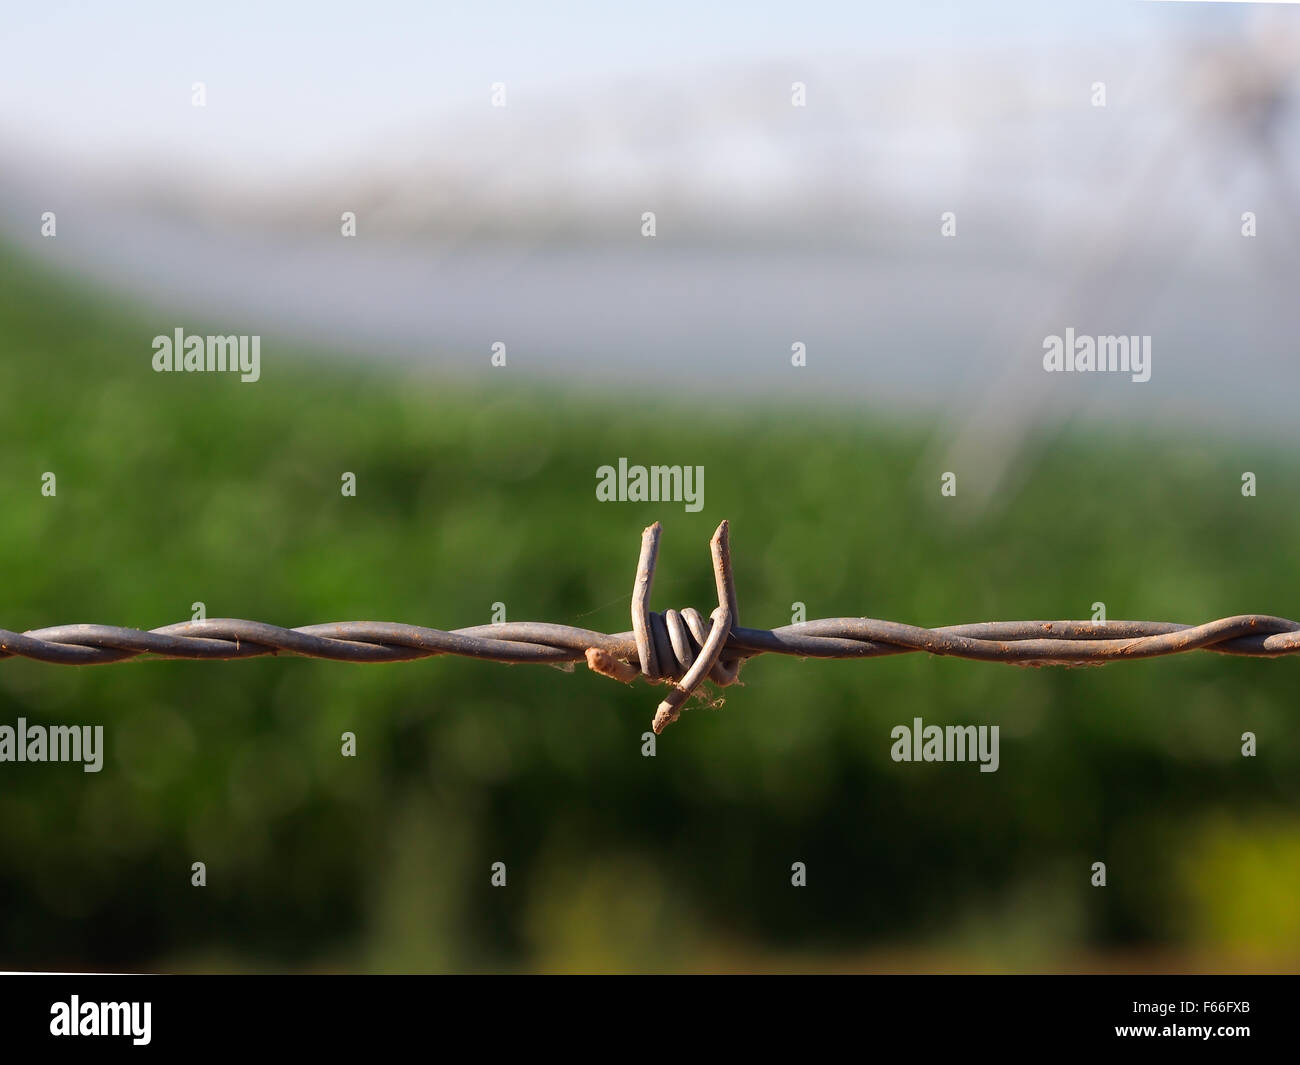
[3, 521, 1298, 734]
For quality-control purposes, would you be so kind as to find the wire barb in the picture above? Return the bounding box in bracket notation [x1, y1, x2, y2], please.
[2, 520, 1299, 734]
[601, 520, 744, 733]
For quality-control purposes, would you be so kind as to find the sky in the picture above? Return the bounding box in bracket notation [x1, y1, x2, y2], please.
[0, 0, 1199, 184]
[3, 0, 1296, 462]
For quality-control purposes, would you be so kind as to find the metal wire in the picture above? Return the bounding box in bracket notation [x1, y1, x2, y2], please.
[3, 521, 1298, 733]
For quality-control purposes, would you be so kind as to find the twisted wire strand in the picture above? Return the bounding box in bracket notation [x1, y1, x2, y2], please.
[2, 520, 1298, 733]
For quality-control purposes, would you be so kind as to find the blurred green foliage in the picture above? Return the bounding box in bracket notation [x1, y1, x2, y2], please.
[1, 245, 1297, 972]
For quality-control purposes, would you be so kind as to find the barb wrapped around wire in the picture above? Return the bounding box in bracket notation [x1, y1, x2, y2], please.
[583, 520, 745, 733]
[2, 520, 1299, 734]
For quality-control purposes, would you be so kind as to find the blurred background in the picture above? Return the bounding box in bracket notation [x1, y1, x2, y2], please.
[2, 0, 1299, 972]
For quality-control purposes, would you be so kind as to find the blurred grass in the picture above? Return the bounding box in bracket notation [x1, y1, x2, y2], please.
[1, 243, 1298, 972]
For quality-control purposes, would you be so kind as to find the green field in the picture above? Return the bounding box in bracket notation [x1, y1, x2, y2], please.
[2, 243, 1298, 972]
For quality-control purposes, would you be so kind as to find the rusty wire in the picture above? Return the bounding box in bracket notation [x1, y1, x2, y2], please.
[2, 520, 1299, 734]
